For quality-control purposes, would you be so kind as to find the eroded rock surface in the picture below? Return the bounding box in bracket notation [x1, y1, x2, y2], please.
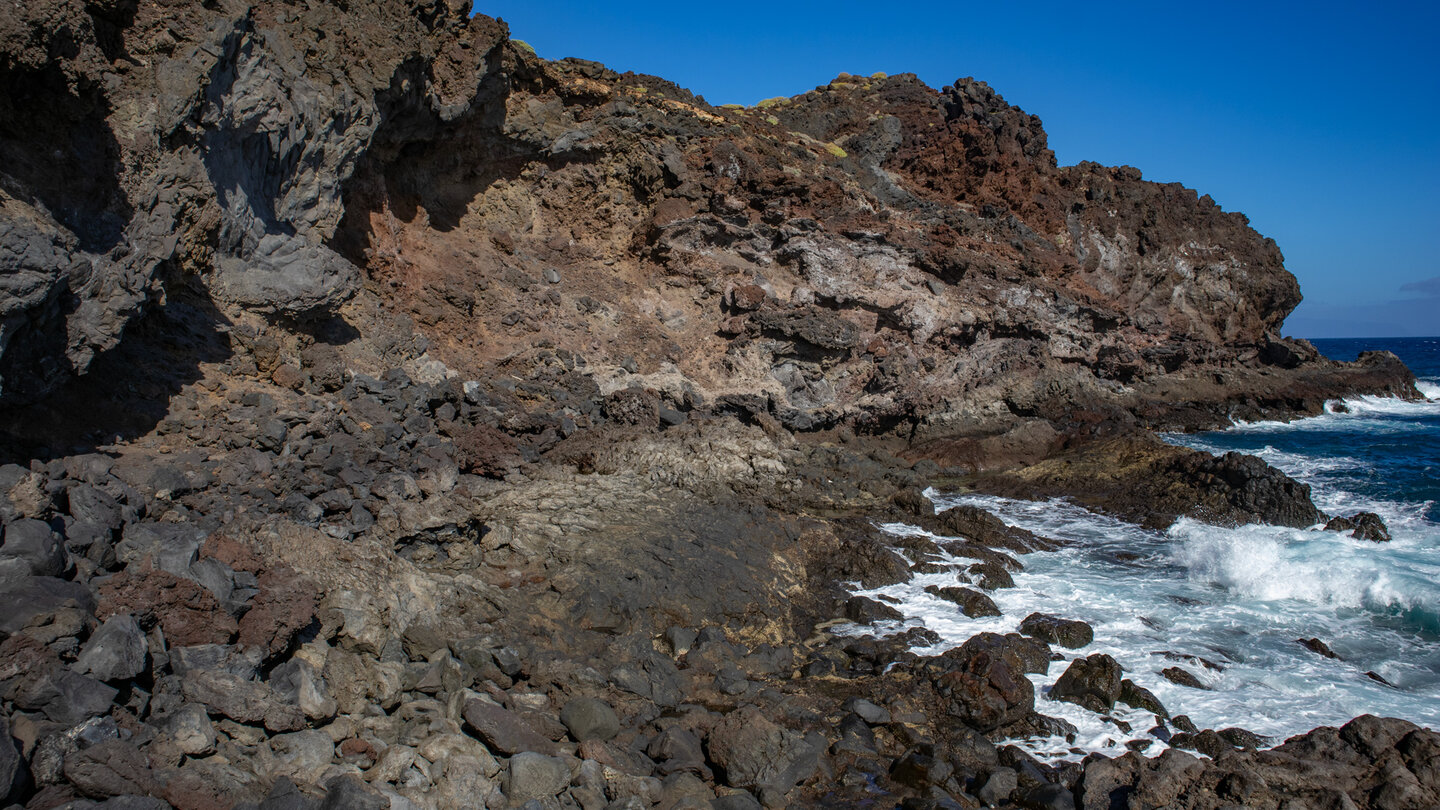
[0, 1, 1431, 808]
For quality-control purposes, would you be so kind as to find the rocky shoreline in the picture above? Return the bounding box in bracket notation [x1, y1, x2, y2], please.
[2, 1, 1436, 808]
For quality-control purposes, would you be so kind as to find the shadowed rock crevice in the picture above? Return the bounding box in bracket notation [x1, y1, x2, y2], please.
[0, 273, 233, 463]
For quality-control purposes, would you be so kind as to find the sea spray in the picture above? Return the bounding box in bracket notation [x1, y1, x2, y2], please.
[849, 492, 1440, 762]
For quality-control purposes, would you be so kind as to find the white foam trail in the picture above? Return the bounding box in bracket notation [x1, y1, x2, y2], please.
[1417, 379, 1440, 400]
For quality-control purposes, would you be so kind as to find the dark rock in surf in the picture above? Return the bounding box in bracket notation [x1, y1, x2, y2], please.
[1118, 679, 1168, 718]
[1160, 666, 1211, 690]
[1019, 613, 1094, 649]
[1325, 511, 1391, 542]
[1298, 637, 1341, 659]
[924, 585, 1000, 617]
[845, 595, 904, 624]
[1049, 654, 1123, 712]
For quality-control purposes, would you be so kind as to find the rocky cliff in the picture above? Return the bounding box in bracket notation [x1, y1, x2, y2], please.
[0, 2, 1431, 809]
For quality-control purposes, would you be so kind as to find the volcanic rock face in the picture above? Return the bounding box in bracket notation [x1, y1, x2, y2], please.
[0, 1, 1431, 809]
[0, 0, 1416, 426]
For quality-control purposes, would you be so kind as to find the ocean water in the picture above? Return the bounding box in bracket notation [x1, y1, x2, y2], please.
[848, 337, 1440, 761]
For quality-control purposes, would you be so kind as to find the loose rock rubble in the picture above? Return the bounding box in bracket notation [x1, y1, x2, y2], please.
[0, 0, 1432, 808]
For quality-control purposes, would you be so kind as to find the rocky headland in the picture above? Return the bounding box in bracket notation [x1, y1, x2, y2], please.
[0, 2, 1433, 809]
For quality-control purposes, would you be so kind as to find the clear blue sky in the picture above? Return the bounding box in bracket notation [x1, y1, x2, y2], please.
[478, 1, 1439, 338]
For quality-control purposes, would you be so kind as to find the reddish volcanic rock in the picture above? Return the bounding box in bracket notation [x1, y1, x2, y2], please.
[97, 567, 237, 647]
[237, 567, 319, 660]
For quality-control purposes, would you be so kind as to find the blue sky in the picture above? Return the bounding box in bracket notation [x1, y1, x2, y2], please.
[480, 2, 1439, 338]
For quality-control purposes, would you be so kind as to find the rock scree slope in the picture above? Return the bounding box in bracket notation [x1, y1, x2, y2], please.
[0, 1, 1431, 809]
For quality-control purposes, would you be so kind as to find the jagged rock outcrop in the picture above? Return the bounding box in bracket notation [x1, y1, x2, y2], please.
[0, 0, 492, 401]
[0, 0, 1416, 426]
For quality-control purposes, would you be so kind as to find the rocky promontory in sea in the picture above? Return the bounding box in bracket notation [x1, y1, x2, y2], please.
[0, 2, 1433, 808]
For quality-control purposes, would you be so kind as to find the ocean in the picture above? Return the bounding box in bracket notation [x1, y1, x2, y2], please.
[850, 336, 1440, 761]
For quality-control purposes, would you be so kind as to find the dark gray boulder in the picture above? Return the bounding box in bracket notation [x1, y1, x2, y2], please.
[925, 585, 1001, 618]
[1, 518, 67, 577]
[462, 699, 558, 756]
[1118, 679, 1168, 718]
[1325, 511, 1391, 542]
[0, 575, 96, 635]
[1019, 613, 1094, 649]
[560, 697, 620, 742]
[504, 751, 572, 803]
[706, 707, 825, 793]
[1160, 666, 1210, 690]
[319, 774, 388, 810]
[1049, 654, 1123, 713]
[845, 595, 904, 624]
[75, 613, 149, 682]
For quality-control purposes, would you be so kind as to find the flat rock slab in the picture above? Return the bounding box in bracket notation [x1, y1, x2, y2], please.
[463, 699, 558, 756]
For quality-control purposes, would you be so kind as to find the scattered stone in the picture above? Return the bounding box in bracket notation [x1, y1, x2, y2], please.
[1325, 511, 1391, 542]
[162, 703, 218, 756]
[1118, 679, 1168, 718]
[75, 614, 149, 682]
[1018, 613, 1094, 649]
[97, 567, 238, 647]
[841, 697, 891, 726]
[706, 708, 824, 792]
[560, 697, 620, 742]
[889, 743, 953, 789]
[62, 738, 160, 799]
[0, 518, 67, 577]
[0, 575, 96, 635]
[1049, 654, 1123, 712]
[0, 712, 21, 803]
[664, 626, 698, 656]
[238, 567, 319, 660]
[1160, 666, 1211, 690]
[505, 752, 571, 803]
[1298, 637, 1341, 659]
[978, 766, 1018, 807]
[1367, 670, 1396, 687]
[319, 774, 389, 810]
[647, 726, 711, 779]
[462, 699, 558, 756]
[844, 595, 904, 623]
[1017, 781, 1076, 810]
[924, 585, 1000, 617]
[181, 668, 306, 731]
[924, 634, 1037, 732]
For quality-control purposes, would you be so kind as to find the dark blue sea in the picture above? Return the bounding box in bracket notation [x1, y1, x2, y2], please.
[845, 337, 1440, 760]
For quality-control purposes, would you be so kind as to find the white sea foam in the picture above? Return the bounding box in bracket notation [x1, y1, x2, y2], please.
[1169, 518, 1440, 616]
[847, 384, 1440, 761]
[841, 492, 1440, 762]
[1215, 390, 1440, 435]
